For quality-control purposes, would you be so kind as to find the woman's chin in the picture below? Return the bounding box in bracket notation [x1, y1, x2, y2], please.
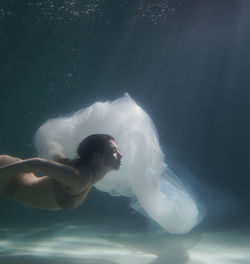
[113, 163, 121, 170]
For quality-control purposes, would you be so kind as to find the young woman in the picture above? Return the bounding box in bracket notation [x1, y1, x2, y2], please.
[0, 134, 123, 210]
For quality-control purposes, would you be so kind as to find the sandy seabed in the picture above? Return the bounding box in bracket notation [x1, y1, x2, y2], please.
[0, 217, 249, 264]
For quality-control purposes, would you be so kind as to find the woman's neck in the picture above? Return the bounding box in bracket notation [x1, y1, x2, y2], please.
[80, 161, 111, 185]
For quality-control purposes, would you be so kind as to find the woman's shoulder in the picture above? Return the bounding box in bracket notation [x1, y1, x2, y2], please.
[78, 166, 92, 177]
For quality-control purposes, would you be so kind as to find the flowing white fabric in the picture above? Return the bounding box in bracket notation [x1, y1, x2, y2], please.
[34, 93, 201, 234]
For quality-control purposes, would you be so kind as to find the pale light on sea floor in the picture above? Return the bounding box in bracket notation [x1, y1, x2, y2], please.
[0, 218, 249, 264]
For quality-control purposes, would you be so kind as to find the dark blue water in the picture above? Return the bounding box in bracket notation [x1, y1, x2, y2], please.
[1, 1, 250, 263]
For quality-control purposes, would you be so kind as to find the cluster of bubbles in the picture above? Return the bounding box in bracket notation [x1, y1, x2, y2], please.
[0, 0, 175, 25]
[129, 0, 175, 25]
[0, 0, 105, 23]
[26, 0, 105, 21]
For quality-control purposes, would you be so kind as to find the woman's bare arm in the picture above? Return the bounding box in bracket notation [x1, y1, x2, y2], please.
[0, 158, 92, 192]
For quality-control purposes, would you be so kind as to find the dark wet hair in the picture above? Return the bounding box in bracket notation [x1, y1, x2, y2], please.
[58, 134, 114, 168]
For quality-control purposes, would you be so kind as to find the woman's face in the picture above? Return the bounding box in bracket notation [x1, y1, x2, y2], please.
[102, 140, 123, 170]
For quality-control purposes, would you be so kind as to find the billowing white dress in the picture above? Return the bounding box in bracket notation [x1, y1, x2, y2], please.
[34, 93, 202, 234]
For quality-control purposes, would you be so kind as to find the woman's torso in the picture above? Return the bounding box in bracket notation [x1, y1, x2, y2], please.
[0, 155, 91, 210]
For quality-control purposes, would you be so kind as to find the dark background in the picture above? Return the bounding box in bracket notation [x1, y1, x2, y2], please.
[0, 0, 250, 230]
